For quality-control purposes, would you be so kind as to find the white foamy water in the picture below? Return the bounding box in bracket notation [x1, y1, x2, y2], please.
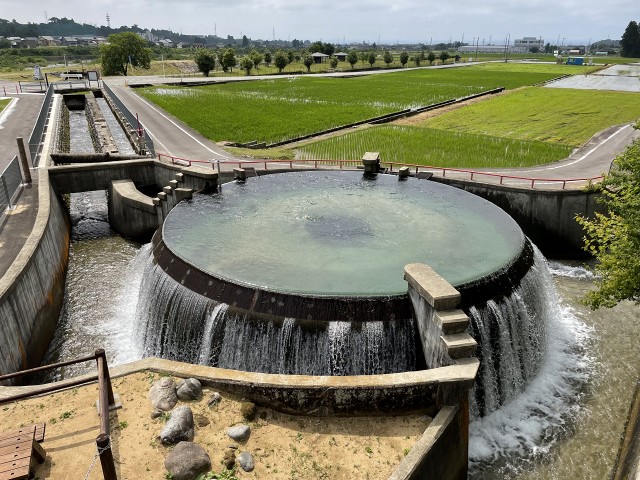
[468, 283, 593, 477]
[547, 261, 596, 280]
[99, 243, 150, 365]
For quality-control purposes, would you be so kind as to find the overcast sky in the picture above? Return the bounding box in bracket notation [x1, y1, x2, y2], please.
[1, 0, 636, 45]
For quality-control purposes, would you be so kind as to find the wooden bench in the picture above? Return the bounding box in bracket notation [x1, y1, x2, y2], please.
[0, 424, 46, 480]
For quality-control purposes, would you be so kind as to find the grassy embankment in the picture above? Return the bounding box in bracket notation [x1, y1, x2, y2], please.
[298, 87, 640, 168]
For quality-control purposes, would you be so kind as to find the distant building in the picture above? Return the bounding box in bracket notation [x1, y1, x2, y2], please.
[18, 37, 38, 47]
[39, 36, 60, 46]
[311, 52, 329, 63]
[140, 30, 157, 43]
[60, 37, 78, 46]
[513, 37, 544, 52]
[335, 52, 348, 61]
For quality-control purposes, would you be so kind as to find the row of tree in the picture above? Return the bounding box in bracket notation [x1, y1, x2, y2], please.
[621, 21, 640, 57]
[192, 47, 453, 76]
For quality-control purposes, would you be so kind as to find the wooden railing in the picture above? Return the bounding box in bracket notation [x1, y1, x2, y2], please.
[0, 349, 118, 480]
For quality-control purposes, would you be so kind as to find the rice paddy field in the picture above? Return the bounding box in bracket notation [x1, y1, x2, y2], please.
[425, 87, 640, 147]
[137, 62, 593, 145]
[297, 87, 640, 168]
[296, 125, 572, 168]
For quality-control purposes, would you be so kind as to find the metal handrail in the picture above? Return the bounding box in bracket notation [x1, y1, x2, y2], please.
[0, 349, 118, 479]
[27, 84, 55, 167]
[156, 153, 605, 190]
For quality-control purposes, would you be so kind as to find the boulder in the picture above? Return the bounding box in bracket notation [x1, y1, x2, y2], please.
[164, 441, 211, 480]
[149, 377, 178, 411]
[160, 406, 194, 445]
[238, 451, 255, 472]
[226, 424, 250, 443]
[176, 378, 203, 401]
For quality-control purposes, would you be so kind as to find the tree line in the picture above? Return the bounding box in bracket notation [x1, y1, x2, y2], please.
[193, 45, 453, 77]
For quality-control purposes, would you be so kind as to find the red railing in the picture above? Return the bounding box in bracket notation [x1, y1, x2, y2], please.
[156, 153, 604, 190]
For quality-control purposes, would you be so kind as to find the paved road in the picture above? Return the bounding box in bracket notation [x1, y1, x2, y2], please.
[0, 94, 44, 171]
[105, 82, 234, 163]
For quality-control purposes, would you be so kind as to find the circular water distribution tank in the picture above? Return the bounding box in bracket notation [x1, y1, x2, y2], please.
[152, 171, 529, 321]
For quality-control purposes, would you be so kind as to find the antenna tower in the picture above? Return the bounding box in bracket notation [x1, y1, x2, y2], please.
[106, 13, 111, 28]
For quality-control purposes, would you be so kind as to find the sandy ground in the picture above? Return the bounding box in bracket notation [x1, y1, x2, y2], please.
[0, 371, 430, 479]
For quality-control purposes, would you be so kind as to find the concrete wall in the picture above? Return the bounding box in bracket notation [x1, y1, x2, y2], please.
[404, 264, 478, 369]
[390, 403, 469, 480]
[0, 173, 70, 377]
[431, 178, 602, 257]
[48, 159, 218, 195]
[48, 159, 157, 194]
[108, 179, 158, 239]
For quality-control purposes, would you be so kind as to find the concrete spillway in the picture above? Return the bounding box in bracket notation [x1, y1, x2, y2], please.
[132, 170, 546, 417]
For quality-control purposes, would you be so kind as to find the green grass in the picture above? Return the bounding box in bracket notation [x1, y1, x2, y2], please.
[296, 125, 572, 168]
[0, 98, 10, 113]
[296, 86, 640, 168]
[425, 87, 640, 147]
[138, 63, 579, 144]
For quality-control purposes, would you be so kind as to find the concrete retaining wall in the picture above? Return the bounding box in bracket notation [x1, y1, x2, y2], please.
[431, 177, 603, 257]
[390, 403, 469, 480]
[0, 173, 70, 377]
[108, 179, 158, 239]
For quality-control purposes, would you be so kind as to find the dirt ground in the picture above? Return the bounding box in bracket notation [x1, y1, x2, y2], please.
[0, 371, 430, 479]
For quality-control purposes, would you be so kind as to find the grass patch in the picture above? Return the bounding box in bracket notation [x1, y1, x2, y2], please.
[0, 98, 10, 113]
[424, 87, 640, 147]
[139, 63, 577, 145]
[225, 145, 295, 160]
[297, 125, 572, 168]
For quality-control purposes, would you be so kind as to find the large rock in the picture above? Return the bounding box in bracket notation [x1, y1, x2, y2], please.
[176, 378, 203, 401]
[149, 377, 178, 411]
[226, 424, 250, 443]
[164, 441, 211, 480]
[238, 451, 255, 472]
[160, 406, 194, 445]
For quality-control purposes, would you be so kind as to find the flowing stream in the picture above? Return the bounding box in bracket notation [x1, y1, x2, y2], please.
[45, 193, 640, 478]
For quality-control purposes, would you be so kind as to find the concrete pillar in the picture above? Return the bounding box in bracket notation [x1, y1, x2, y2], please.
[234, 168, 247, 183]
[399, 166, 410, 180]
[16, 137, 32, 183]
[362, 152, 380, 176]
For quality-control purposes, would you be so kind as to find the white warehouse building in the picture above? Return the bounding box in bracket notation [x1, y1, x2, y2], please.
[513, 37, 544, 52]
[458, 36, 544, 54]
